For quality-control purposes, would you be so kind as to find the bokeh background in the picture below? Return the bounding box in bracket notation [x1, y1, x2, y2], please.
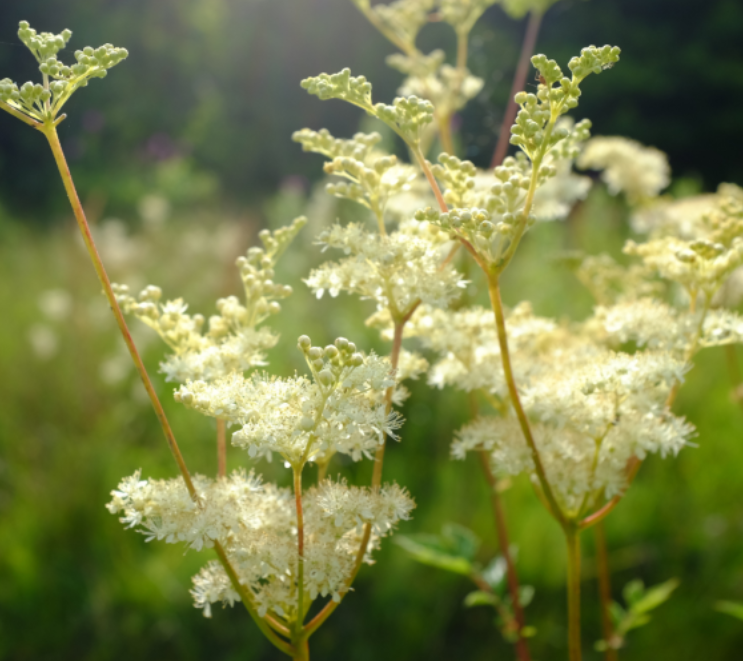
[0, 0, 742, 659]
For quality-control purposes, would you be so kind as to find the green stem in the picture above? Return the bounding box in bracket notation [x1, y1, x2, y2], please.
[565, 526, 583, 661]
[438, 113, 455, 156]
[292, 639, 310, 661]
[486, 274, 566, 527]
[0, 99, 42, 129]
[214, 541, 295, 655]
[43, 122, 293, 657]
[293, 466, 306, 634]
[42, 123, 199, 501]
[595, 522, 619, 661]
[456, 29, 469, 71]
[304, 309, 413, 638]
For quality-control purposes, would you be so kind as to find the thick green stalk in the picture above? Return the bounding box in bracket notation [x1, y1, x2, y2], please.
[565, 526, 583, 661]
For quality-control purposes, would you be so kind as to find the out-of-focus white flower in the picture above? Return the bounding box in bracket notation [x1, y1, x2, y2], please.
[27, 324, 59, 360]
[38, 289, 73, 321]
[578, 136, 670, 204]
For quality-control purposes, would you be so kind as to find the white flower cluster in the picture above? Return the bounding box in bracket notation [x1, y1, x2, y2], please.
[305, 221, 465, 316]
[108, 471, 414, 620]
[175, 339, 400, 465]
[405, 302, 574, 396]
[450, 347, 693, 510]
[406, 297, 695, 510]
[592, 298, 743, 354]
[578, 136, 670, 204]
[114, 218, 305, 382]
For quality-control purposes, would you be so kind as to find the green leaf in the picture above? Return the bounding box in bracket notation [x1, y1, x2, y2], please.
[395, 534, 472, 575]
[715, 600, 743, 621]
[442, 523, 481, 562]
[464, 590, 499, 608]
[622, 579, 645, 607]
[631, 578, 679, 615]
[394, 523, 480, 575]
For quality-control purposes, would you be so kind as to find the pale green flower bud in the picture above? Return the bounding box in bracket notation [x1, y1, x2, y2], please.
[298, 335, 312, 350]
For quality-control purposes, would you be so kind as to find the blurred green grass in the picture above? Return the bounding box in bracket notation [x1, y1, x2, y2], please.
[1, 184, 743, 661]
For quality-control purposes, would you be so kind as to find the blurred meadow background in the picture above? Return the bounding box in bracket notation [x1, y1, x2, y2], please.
[1, 0, 743, 659]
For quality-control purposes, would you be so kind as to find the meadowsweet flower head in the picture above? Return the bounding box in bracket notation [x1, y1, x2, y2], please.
[352, 0, 436, 53]
[175, 336, 400, 466]
[108, 472, 414, 620]
[305, 221, 464, 318]
[576, 253, 663, 305]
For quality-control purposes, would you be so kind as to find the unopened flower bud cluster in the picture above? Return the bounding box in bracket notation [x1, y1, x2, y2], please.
[1, 21, 127, 123]
[114, 219, 305, 383]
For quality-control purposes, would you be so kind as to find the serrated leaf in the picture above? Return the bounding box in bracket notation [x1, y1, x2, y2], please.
[464, 590, 499, 608]
[715, 600, 743, 621]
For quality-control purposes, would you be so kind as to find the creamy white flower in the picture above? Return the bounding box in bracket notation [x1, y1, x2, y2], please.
[305, 222, 464, 314]
[108, 472, 414, 621]
[578, 136, 670, 204]
[175, 354, 401, 465]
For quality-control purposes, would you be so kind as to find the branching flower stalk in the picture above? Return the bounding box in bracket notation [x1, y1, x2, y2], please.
[0, 21, 303, 657]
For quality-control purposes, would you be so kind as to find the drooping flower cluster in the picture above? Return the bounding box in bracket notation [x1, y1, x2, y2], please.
[114, 217, 306, 382]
